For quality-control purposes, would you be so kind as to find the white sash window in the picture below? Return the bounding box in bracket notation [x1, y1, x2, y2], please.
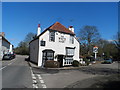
[66, 48, 74, 56]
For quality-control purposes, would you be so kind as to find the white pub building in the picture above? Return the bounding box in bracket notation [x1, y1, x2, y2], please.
[29, 22, 80, 67]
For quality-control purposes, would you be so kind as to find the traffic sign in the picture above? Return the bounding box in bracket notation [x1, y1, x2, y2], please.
[93, 46, 98, 53]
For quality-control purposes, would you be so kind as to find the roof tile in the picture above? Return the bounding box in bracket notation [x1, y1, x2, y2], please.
[47, 22, 75, 35]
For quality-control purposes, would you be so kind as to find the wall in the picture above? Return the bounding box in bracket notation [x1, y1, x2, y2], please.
[30, 39, 39, 65]
[38, 30, 80, 67]
[0, 36, 2, 60]
[0, 37, 10, 59]
[2, 38, 10, 54]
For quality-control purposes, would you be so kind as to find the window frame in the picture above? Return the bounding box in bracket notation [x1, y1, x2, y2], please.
[49, 31, 55, 42]
[70, 35, 74, 44]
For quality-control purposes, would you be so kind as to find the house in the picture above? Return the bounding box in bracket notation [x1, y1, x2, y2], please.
[29, 22, 80, 67]
[0, 32, 13, 60]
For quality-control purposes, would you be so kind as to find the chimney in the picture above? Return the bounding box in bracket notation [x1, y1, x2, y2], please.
[37, 24, 41, 36]
[9, 44, 13, 54]
[0, 32, 5, 37]
[69, 26, 74, 32]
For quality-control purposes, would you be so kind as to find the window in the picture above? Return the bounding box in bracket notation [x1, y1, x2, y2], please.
[40, 41, 45, 46]
[70, 35, 74, 44]
[64, 56, 73, 65]
[42, 50, 54, 60]
[66, 48, 75, 56]
[49, 31, 55, 42]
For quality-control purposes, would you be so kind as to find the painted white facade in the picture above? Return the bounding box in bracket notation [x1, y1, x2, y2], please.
[30, 22, 80, 67]
[38, 30, 80, 66]
[0, 36, 10, 60]
[0, 33, 13, 60]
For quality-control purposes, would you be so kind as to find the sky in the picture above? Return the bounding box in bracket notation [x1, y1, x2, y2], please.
[2, 2, 118, 47]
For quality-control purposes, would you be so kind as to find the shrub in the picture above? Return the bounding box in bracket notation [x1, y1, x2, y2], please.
[44, 60, 60, 68]
[83, 58, 90, 66]
[72, 60, 79, 67]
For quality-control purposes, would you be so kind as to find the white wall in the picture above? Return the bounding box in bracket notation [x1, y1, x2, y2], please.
[38, 30, 80, 67]
[0, 37, 10, 59]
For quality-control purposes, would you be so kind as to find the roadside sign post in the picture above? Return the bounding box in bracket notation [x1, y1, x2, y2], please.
[93, 46, 98, 60]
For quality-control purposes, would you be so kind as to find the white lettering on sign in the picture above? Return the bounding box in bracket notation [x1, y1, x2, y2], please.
[59, 36, 66, 43]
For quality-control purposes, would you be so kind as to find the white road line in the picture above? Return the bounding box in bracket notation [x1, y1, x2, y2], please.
[29, 66, 39, 88]
[36, 73, 47, 88]
[8, 62, 13, 65]
[0, 59, 16, 70]
[38, 76, 42, 80]
[30, 67, 47, 88]
[33, 80, 37, 84]
[36, 74, 41, 77]
[33, 84, 38, 88]
[32, 76, 37, 80]
[41, 84, 47, 88]
[0, 66, 7, 70]
[40, 80, 44, 84]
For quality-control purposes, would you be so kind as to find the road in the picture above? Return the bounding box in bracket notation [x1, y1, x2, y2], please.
[30, 61, 120, 88]
[1, 55, 120, 88]
[1, 55, 32, 88]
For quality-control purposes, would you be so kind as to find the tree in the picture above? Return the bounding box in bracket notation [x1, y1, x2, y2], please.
[24, 32, 36, 47]
[114, 32, 120, 50]
[14, 32, 36, 55]
[79, 25, 101, 56]
[96, 39, 118, 60]
[113, 32, 120, 60]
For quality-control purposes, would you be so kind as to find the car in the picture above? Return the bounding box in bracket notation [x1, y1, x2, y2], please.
[102, 58, 113, 64]
[10, 53, 16, 59]
[2, 54, 13, 60]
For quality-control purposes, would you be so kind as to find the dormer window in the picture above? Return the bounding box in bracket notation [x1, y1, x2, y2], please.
[49, 31, 55, 42]
[70, 35, 74, 44]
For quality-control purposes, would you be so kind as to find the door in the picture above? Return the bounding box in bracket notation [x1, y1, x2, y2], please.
[57, 55, 64, 67]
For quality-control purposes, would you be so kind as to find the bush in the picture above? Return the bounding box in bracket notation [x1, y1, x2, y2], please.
[72, 60, 79, 67]
[44, 60, 60, 68]
[83, 58, 90, 66]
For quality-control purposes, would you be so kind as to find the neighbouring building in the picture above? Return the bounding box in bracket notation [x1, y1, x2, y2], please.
[0, 32, 13, 60]
[29, 22, 80, 67]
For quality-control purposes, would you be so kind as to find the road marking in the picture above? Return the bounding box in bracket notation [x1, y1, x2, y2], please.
[41, 84, 47, 88]
[29, 67, 38, 88]
[36, 74, 47, 88]
[40, 80, 44, 84]
[30, 67, 47, 88]
[0, 60, 16, 70]
[33, 80, 37, 84]
[33, 84, 38, 88]
[38, 76, 42, 80]
[0, 66, 7, 70]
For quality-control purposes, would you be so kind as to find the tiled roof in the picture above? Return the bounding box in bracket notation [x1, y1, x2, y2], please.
[47, 22, 75, 35]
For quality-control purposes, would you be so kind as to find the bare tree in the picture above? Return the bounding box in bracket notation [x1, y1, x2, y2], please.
[114, 32, 120, 50]
[24, 32, 36, 47]
[79, 25, 101, 55]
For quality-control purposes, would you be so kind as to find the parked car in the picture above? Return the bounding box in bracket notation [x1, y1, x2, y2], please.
[2, 54, 13, 60]
[101, 58, 113, 64]
[10, 53, 16, 59]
